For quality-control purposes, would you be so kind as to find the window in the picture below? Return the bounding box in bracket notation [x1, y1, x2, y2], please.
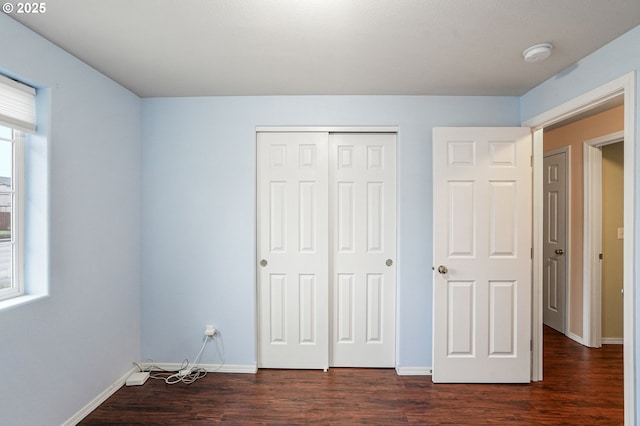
[0, 74, 35, 302]
[0, 125, 23, 301]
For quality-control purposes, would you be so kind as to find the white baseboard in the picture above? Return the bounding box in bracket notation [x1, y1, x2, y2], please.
[395, 366, 432, 376]
[567, 331, 584, 345]
[63, 366, 137, 426]
[602, 337, 624, 344]
[143, 362, 257, 374]
[62, 362, 256, 425]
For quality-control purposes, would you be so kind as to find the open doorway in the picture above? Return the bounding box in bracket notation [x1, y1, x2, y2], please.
[539, 104, 625, 416]
[542, 99, 624, 346]
[600, 142, 624, 344]
[524, 73, 635, 425]
[584, 133, 625, 348]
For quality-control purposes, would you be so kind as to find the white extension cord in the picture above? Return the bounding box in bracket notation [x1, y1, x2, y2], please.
[133, 328, 226, 385]
[164, 336, 210, 384]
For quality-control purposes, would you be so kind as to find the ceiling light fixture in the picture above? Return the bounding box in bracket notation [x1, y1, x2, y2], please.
[523, 43, 553, 63]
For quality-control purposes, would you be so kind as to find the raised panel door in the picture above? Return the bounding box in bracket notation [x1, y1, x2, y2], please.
[433, 127, 532, 383]
[257, 132, 329, 369]
[329, 133, 396, 367]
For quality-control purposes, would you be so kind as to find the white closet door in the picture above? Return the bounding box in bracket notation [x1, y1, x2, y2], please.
[257, 132, 329, 369]
[329, 133, 396, 367]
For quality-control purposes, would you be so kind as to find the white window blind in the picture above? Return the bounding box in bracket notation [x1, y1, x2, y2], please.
[0, 75, 36, 133]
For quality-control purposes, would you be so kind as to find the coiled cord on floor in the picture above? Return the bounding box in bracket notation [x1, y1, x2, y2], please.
[133, 331, 225, 385]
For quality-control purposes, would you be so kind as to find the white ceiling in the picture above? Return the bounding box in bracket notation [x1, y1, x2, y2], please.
[10, 0, 640, 98]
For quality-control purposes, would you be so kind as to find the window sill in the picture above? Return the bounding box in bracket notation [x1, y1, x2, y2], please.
[0, 294, 47, 313]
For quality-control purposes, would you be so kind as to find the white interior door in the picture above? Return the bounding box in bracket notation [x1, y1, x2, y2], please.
[329, 133, 396, 367]
[432, 127, 532, 383]
[543, 150, 568, 334]
[257, 132, 329, 369]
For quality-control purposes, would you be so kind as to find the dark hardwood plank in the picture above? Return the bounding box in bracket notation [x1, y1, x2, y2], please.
[81, 327, 623, 425]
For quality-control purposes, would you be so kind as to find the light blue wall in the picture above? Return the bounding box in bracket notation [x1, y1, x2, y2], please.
[3, 8, 638, 424]
[521, 24, 640, 419]
[521, 25, 640, 122]
[0, 14, 141, 426]
[140, 96, 521, 368]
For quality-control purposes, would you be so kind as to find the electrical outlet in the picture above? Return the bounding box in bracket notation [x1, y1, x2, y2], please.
[205, 325, 217, 337]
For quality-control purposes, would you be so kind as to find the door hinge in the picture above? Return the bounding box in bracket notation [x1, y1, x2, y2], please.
[531, 247, 533, 259]
[530, 340, 533, 351]
[599, 253, 603, 260]
[530, 155, 533, 167]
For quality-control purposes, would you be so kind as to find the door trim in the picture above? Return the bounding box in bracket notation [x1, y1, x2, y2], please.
[543, 146, 571, 337]
[523, 71, 635, 425]
[583, 131, 624, 348]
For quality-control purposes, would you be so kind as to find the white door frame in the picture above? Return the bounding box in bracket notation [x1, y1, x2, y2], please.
[543, 146, 571, 337]
[583, 130, 625, 348]
[523, 72, 635, 425]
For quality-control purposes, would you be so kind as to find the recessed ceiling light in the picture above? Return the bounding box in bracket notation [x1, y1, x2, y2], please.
[523, 43, 553, 63]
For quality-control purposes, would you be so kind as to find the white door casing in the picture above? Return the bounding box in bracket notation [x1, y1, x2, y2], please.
[257, 132, 329, 369]
[543, 150, 568, 334]
[329, 133, 396, 367]
[583, 130, 623, 348]
[432, 127, 532, 383]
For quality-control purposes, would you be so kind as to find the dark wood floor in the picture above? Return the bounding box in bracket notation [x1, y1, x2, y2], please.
[81, 327, 623, 425]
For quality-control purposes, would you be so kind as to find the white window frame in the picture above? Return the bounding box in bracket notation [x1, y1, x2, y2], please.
[0, 127, 24, 301]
